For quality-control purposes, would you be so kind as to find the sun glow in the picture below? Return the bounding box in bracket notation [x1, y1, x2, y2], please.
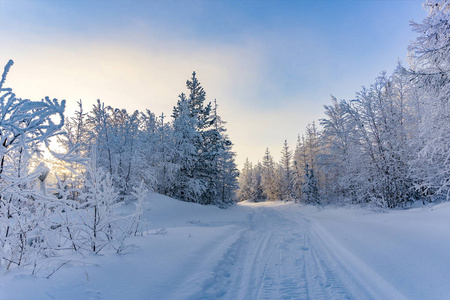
[38, 141, 73, 185]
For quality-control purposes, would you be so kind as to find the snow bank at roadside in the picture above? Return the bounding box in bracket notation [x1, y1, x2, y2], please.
[298, 202, 450, 300]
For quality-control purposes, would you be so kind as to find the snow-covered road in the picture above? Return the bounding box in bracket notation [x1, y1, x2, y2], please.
[3, 195, 450, 300]
[202, 206, 339, 299]
[197, 204, 406, 300]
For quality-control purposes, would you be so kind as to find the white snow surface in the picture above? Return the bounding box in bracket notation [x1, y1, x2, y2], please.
[2, 194, 450, 300]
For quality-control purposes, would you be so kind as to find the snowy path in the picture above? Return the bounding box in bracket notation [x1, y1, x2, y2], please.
[4, 195, 450, 300]
[194, 204, 406, 300]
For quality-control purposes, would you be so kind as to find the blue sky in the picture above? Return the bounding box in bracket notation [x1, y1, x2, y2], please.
[0, 0, 426, 167]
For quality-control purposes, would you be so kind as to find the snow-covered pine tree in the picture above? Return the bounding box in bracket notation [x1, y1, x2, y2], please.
[212, 100, 239, 206]
[250, 162, 264, 201]
[292, 135, 306, 201]
[172, 93, 205, 202]
[137, 110, 158, 192]
[106, 108, 141, 199]
[304, 122, 321, 188]
[173, 73, 238, 205]
[186, 71, 207, 127]
[199, 121, 222, 205]
[238, 158, 254, 201]
[261, 148, 281, 201]
[280, 140, 293, 201]
[292, 160, 303, 202]
[238, 159, 264, 202]
[185, 72, 221, 205]
[142, 111, 180, 197]
[302, 163, 320, 204]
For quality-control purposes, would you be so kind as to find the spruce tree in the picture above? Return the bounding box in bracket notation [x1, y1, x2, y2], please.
[302, 164, 320, 204]
[172, 93, 204, 202]
[173, 73, 238, 205]
[261, 148, 280, 201]
[238, 158, 254, 201]
[212, 100, 238, 205]
[280, 140, 293, 201]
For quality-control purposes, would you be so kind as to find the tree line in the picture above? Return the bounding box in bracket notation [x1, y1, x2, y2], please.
[61, 71, 238, 207]
[239, 0, 450, 208]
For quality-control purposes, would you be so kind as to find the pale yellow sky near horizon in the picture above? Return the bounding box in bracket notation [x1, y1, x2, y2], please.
[1, 36, 321, 169]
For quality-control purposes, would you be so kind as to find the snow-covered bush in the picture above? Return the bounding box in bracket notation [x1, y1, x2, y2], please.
[0, 60, 65, 270]
[74, 161, 126, 253]
[0, 60, 146, 274]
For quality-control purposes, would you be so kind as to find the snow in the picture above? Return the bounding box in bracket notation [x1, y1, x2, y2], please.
[2, 195, 450, 299]
[303, 203, 450, 299]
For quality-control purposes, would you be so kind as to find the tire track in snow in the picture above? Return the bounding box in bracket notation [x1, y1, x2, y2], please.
[200, 205, 400, 300]
[303, 231, 350, 300]
[306, 220, 409, 300]
[283, 207, 409, 300]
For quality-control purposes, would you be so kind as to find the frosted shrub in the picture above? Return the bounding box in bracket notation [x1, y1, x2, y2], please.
[0, 60, 65, 270]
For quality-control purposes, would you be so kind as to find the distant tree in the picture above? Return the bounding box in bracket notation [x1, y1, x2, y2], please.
[320, 96, 352, 199]
[250, 162, 264, 201]
[261, 148, 281, 201]
[86, 102, 143, 200]
[146, 112, 177, 196]
[280, 140, 293, 201]
[238, 158, 254, 201]
[292, 135, 305, 201]
[138, 110, 159, 191]
[302, 164, 320, 204]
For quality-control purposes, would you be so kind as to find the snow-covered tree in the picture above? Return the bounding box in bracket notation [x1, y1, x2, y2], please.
[238, 158, 254, 201]
[58, 100, 89, 199]
[172, 93, 205, 202]
[317, 69, 418, 207]
[320, 97, 352, 199]
[408, 0, 450, 201]
[142, 112, 175, 196]
[76, 160, 128, 253]
[85, 102, 143, 200]
[172, 74, 238, 206]
[280, 140, 293, 201]
[207, 100, 238, 206]
[302, 164, 320, 204]
[250, 162, 264, 201]
[261, 148, 281, 201]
